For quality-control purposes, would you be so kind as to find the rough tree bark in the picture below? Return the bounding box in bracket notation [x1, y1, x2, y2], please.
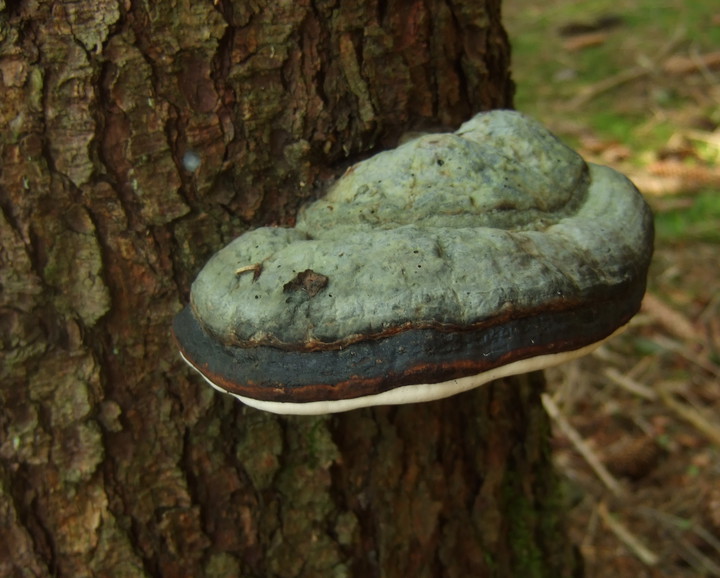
[0, 1, 579, 576]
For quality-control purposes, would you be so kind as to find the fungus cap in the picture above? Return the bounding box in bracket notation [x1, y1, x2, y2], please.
[173, 110, 654, 415]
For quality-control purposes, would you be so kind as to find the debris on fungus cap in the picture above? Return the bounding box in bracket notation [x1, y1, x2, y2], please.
[173, 110, 654, 415]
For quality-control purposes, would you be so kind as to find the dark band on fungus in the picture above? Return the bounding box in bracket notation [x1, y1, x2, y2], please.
[173, 277, 645, 404]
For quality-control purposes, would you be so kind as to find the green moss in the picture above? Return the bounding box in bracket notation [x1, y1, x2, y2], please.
[499, 401, 575, 578]
[483, 551, 497, 571]
[234, 413, 283, 490]
[204, 553, 240, 576]
[655, 189, 720, 243]
[503, 480, 544, 577]
[304, 416, 340, 468]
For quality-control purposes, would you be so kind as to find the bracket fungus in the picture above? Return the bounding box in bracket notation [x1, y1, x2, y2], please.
[173, 110, 653, 415]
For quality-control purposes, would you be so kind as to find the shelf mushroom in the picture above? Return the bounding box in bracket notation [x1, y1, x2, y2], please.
[173, 110, 653, 415]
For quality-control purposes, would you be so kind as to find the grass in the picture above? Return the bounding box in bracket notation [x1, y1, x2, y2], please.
[654, 189, 720, 243]
[505, 0, 720, 246]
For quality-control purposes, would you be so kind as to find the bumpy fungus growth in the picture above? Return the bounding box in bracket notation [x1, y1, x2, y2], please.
[173, 110, 654, 415]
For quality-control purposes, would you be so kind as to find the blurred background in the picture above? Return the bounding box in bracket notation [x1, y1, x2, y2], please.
[503, 1, 720, 576]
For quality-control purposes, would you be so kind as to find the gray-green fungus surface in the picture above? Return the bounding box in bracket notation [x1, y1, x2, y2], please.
[173, 110, 654, 415]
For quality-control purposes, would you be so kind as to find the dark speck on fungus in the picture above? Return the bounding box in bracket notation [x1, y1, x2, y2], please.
[173, 110, 654, 415]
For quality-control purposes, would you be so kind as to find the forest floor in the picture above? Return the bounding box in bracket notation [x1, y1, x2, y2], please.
[503, 1, 720, 576]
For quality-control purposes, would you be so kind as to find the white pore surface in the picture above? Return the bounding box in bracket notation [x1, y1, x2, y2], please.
[180, 325, 627, 415]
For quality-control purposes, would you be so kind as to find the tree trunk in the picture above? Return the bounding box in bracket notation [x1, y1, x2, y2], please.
[0, 1, 578, 576]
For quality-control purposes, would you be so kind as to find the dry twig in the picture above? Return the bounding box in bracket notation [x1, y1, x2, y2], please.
[640, 508, 720, 576]
[569, 28, 686, 108]
[542, 393, 626, 497]
[604, 367, 720, 447]
[662, 50, 720, 75]
[604, 367, 657, 401]
[652, 334, 720, 378]
[569, 66, 651, 109]
[597, 501, 659, 566]
[657, 389, 720, 447]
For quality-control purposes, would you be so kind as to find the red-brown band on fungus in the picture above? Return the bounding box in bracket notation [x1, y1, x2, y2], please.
[172, 110, 654, 415]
